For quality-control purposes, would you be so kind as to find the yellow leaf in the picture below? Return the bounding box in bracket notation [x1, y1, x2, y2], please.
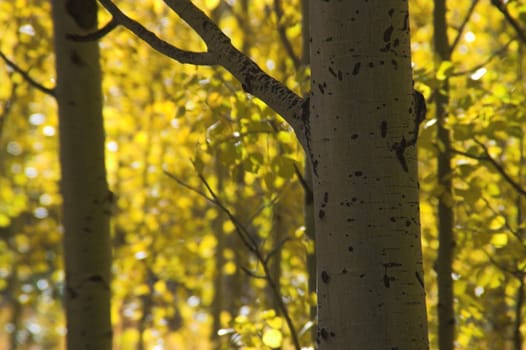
[267, 316, 283, 329]
[234, 315, 249, 324]
[261, 309, 276, 319]
[205, 0, 220, 9]
[436, 61, 453, 81]
[262, 328, 282, 349]
[489, 216, 505, 230]
[223, 261, 236, 275]
[222, 220, 235, 234]
[0, 214, 10, 227]
[199, 234, 217, 257]
[490, 233, 507, 248]
[154, 280, 167, 294]
[134, 284, 150, 296]
[486, 183, 500, 196]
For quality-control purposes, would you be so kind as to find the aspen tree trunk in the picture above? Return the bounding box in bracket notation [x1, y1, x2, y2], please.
[51, 1, 112, 349]
[309, 1, 429, 348]
[433, 1, 455, 349]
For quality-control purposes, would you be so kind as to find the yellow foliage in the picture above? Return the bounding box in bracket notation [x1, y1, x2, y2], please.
[223, 261, 237, 275]
[262, 328, 283, 348]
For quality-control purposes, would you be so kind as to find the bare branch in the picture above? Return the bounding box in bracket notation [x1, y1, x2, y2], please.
[0, 51, 55, 97]
[97, 0, 217, 65]
[194, 171, 301, 349]
[450, 142, 526, 197]
[96, 0, 307, 149]
[473, 138, 526, 197]
[491, 0, 526, 44]
[196, 172, 260, 251]
[150, 0, 308, 147]
[164, 167, 301, 349]
[67, 18, 119, 41]
[449, 0, 479, 55]
[451, 39, 513, 77]
[163, 169, 215, 202]
[264, 236, 291, 264]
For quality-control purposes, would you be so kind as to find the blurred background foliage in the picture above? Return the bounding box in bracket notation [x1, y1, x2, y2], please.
[0, 0, 525, 349]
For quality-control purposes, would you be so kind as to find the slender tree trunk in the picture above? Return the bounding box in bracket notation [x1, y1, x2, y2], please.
[51, 1, 112, 349]
[309, 1, 429, 348]
[433, 1, 455, 349]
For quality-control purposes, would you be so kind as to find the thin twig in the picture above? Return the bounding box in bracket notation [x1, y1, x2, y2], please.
[474, 139, 526, 197]
[449, 0, 479, 55]
[67, 18, 119, 41]
[0, 51, 55, 96]
[162, 169, 214, 202]
[491, 0, 526, 44]
[451, 39, 513, 76]
[194, 172, 301, 350]
[450, 142, 526, 197]
[164, 168, 302, 349]
[264, 237, 290, 264]
[97, 0, 216, 65]
[197, 172, 260, 251]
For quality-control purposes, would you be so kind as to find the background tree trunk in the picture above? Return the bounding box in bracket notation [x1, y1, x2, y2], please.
[433, 1, 455, 349]
[309, 0, 429, 348]
[51, 1, 112, 349]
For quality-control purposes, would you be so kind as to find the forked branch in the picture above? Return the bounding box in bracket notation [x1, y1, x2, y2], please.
[0, 51, 55, 96]
[491, 0, 526, 44]
[450, 141, 526, 197]
[163, 168, 301, 350]
[95, 0, 308, 149]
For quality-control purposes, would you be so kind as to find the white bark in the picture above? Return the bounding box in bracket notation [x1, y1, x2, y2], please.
[51, 1, 112, 349]
[309, 0, 429, 348]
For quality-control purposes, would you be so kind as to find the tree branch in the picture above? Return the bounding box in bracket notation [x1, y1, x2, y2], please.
[473, 139, 526, 197]
[273, 0, 301, 68]
[491, 0, 526, 44]
[67, 18, 119, 41]
[96, 0, 217, 65]
[164, 167, 301, 350]
[0, 51, 55, 97]
[450, 142, 526, 197]
[96, 0, 308, 150]
[161, 0, 306, 136]
[449, 0, 479, 55]
[451, 39, 513, 76]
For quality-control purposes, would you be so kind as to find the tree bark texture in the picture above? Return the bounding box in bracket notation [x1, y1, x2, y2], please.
[51, 0, 112, 349]
[309, 0, 429, 348]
